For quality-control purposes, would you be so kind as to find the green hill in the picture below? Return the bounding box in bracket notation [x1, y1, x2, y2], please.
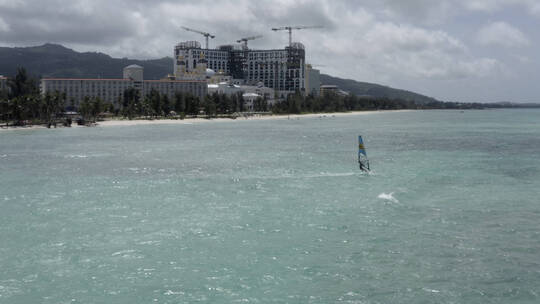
[1, 43, 439, 103]
[0, 43, 172, 79]
[319, 74, 439, 104]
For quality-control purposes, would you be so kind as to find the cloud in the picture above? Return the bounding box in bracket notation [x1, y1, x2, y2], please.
[0, 0, 502, 83]
[358, 0, 540, 21]
[530, 2, 540, 16]
[362, 25, 498, 79]
[462, 0, 540, 16]
[464, 0, 510, 12]
[307, 15, 498, 81]
[477, 21, 530, 48]
[0, 0, 140, 44]
[0, 17, 9, 32]
[371, 0, 458, 25]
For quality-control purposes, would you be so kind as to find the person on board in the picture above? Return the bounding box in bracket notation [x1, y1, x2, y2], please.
[359, 162, 367, 172]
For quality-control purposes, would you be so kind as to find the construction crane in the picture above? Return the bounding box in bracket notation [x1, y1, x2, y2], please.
[271, 25, 323, 47]
[181, 26, 215, 49]
[236, 35, 263, 49]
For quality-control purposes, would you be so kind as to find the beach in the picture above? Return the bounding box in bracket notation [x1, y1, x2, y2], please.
[0, 110, 412, 131]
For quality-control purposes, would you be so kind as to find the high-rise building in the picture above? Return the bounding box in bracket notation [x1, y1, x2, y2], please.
[304, 65, 321, 96]
[174, 41, 305, 97]
[173, 41, 210, 81]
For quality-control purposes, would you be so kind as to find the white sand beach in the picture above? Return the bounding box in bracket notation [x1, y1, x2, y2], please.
[97, 110, 412, 127]
[0, 110, 412, 131]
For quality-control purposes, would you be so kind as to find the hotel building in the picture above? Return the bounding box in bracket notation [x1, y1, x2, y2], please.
[40, 65, 206, 108]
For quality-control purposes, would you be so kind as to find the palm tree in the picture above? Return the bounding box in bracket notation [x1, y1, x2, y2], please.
[0, 98, 8, 126]
[122, 88, 140, 120]
[78, 97, 92, 124]
[8, 67, 37, 99]
[90, 97, 103, 123]
[40, 91, 65, 127]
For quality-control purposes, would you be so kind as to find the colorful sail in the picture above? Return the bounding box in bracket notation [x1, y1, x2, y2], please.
[358, 135, 370, 171]
[358, 136, 367, 156]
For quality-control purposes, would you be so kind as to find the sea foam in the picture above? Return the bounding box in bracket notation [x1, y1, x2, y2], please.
[378, 192, 399, 203]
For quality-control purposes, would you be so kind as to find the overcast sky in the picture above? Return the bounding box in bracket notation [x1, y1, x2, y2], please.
[1, 0, 539, 102]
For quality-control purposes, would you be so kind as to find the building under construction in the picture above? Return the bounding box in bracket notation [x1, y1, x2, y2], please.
[174, 41, 306, 97]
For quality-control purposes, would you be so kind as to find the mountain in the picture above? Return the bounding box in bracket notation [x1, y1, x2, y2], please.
[0, 43, 172, 79]
[1, 43, 439, 103]
[319, 74, 439, 104]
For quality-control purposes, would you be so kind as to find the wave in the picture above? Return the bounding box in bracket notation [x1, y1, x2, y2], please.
[378, 192, 399, 203]
[305, 172, 357, 178]
[64, 154, 88, 158]
[267, 172, 357, 179]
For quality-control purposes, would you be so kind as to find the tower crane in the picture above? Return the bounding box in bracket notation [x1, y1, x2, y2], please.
[271, 25, 323, 47]
[236, 35, 263, 49]
[181, 26, 215, 49]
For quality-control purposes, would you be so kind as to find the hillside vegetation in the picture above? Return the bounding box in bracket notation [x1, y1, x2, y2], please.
[0, 43, 171, 79]
[319, 74, 438, 105]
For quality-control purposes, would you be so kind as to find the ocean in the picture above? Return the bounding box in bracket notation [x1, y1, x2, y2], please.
[1, 109, 539, 303]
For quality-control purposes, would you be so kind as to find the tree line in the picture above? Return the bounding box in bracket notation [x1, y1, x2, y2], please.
[272, 92, 417, 114]
[271, 91, 495, 114]
[118, 88, 256, 120]
[0, 68, 267, 126]
[1, 68, 67, 127]
[1, 67, 520, 128]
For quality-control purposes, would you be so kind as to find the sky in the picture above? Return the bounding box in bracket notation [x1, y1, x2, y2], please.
[0, 0, 539, 102]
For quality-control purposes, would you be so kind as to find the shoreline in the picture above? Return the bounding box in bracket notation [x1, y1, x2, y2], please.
[98, 109, 413, 127]
[0, 110, 412, 131]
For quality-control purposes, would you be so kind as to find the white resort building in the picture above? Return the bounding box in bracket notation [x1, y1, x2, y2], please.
[207, 80, 276, 111]
[40, 65, 206, 107]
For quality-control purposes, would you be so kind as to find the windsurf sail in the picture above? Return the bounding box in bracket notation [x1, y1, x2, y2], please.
[358, 135, 370, 171]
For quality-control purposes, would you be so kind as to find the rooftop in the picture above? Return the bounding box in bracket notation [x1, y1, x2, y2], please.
[124, 64, 143, 69]
[243, 93, 261, 97]
[42, 78, 130, 81]
[41, 78, 206, 83]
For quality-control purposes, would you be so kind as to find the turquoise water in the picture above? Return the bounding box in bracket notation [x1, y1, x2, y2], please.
[1, 109, 539, 303]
